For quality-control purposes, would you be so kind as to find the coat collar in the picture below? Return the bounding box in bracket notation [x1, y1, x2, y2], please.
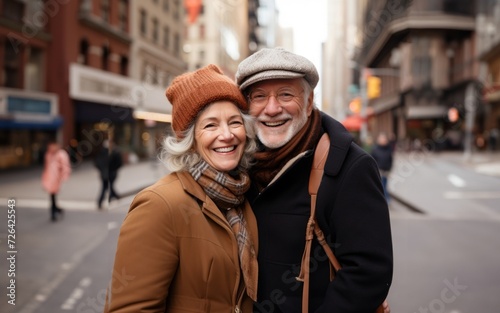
[176, 171, 225, 219]
[320, 111, 354, 177]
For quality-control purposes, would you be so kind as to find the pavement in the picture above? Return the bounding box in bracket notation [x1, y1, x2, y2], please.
[388, 150, 500, 219]
[0, 158, 170, 211]
[0, 150, 499, 214]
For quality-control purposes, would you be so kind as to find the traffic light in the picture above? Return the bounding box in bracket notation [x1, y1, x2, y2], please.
[349, 97, 361, 113]
[367, 76, 381, 99]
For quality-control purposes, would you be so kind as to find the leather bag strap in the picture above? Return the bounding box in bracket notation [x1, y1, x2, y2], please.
[297, 133, 385, 313]
[296, 133, 331, 313]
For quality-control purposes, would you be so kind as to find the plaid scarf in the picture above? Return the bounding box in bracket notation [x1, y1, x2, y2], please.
[189, 160, 258, 300]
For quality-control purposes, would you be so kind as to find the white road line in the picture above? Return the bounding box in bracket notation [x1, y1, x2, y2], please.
[443, 191, 500, 199]
[61, 277, 92, 310]
[447, 174, 466, 188]
[17, 236, 107, 313]
[0, 196, 133, 211]
[108, 221, 118, 230]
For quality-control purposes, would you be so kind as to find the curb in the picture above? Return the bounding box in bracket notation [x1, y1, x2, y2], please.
[389, 192, 426, 214]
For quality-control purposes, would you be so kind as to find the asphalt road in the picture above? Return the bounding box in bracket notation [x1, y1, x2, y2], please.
[1, 154, 500, 313]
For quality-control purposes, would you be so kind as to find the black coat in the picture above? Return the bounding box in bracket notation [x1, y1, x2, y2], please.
[247, 112, 393, 313]
[94, 147, 123, 181]
[371, 144, 393, 172]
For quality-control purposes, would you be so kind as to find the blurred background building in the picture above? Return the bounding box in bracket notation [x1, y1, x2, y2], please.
[1, 0, 500, 170]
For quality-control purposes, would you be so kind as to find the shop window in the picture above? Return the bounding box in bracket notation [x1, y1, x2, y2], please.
[3, 40, 22, 88]
[2, 0, 24, 22]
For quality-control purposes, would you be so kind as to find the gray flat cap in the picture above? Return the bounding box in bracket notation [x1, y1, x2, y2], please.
[236, 47, 319, 91]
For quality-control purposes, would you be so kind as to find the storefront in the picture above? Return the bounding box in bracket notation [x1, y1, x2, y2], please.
[0, 88, 61, 169]
[69, 63, 171, 162]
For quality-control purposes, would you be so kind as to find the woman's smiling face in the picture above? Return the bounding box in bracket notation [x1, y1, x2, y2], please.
[194, 101, 247, 172]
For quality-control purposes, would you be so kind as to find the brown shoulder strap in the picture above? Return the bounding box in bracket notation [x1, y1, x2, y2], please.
[297, 133, 386, 313]
[296, 133, 342, 313]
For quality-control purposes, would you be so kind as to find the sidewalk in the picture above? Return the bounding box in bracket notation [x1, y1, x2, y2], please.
[0, 159, 170, 211]
[388, 150, 500, 219]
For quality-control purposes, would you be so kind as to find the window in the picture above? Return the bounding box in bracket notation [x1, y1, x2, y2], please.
[119, 0, 128, 31]
[173, 0, 179, 20]
[79, 39, 89, 65]
[102, 45, 110, 70]
[101, 0, 110, 22]
[163, 26, 170, 49]
[120, 56, 128, 76]
[142, 64, 158, 85]
[152, 18, 159, 43]
[25, 47, 43, 91]
[140, 9, 147, 36]
[2, 0, 24, 22]
[3, 40, 22, 88]
[163, 0, 169, 12]
[174, 33, 180, 57]
[199, 24, 205, 39]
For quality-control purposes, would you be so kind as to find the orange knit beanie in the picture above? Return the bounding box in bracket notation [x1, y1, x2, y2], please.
[166, 64, 248, 136]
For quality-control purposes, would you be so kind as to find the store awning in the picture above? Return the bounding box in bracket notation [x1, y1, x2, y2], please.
[0, 115, 63, 129]
[341, 114, 364, 131]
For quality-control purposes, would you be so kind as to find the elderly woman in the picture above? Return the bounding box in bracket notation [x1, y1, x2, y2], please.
[104, 64, 258, 313]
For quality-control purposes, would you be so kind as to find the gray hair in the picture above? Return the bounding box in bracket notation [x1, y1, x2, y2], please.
[160, 113, 257, 172]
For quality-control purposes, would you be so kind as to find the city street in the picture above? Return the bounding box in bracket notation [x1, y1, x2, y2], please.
[1, 152, 500, 313]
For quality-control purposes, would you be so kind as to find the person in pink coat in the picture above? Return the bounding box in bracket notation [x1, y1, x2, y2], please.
[41, 142, 72, 221]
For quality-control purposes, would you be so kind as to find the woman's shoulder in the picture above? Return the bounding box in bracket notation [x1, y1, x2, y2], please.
[126, 173, 190, 217]
[132, 172, 203, 212]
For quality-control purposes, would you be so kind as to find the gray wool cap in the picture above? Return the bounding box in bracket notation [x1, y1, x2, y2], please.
[235, 47, 319, 91]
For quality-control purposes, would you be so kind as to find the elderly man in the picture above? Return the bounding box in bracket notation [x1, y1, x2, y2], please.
[236, 47, 393, 313]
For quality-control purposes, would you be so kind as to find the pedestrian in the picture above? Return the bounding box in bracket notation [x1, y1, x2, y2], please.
[235, 47, 393, 312]
[94, 139, 123, 209]
[371, 132, 394, 202]
[104, 64, 258, 312]
[41, 142, 71, 222]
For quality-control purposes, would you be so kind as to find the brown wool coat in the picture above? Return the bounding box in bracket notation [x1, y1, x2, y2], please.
[104, 171, 258, 313]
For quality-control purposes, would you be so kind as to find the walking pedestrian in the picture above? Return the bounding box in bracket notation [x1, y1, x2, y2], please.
[235, 47, 393, 312]
[104, 64, 258, 312]
[94, 139, 123, 209]
[41, 142, 71, 222]
[371, 132, 394, 202]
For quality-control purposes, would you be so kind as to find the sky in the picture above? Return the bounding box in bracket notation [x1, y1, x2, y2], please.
[275, 0, 327, 101]
[275, 0, 327, 70]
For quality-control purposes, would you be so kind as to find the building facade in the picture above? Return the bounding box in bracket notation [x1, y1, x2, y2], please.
[183, 0, 252, 77]
[0, 0, 61, 169]
[129, 0, 186, 158]
[322, 0, 364, 122]
[356, 0, 480, 151]
[477, 0, 500, 151]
